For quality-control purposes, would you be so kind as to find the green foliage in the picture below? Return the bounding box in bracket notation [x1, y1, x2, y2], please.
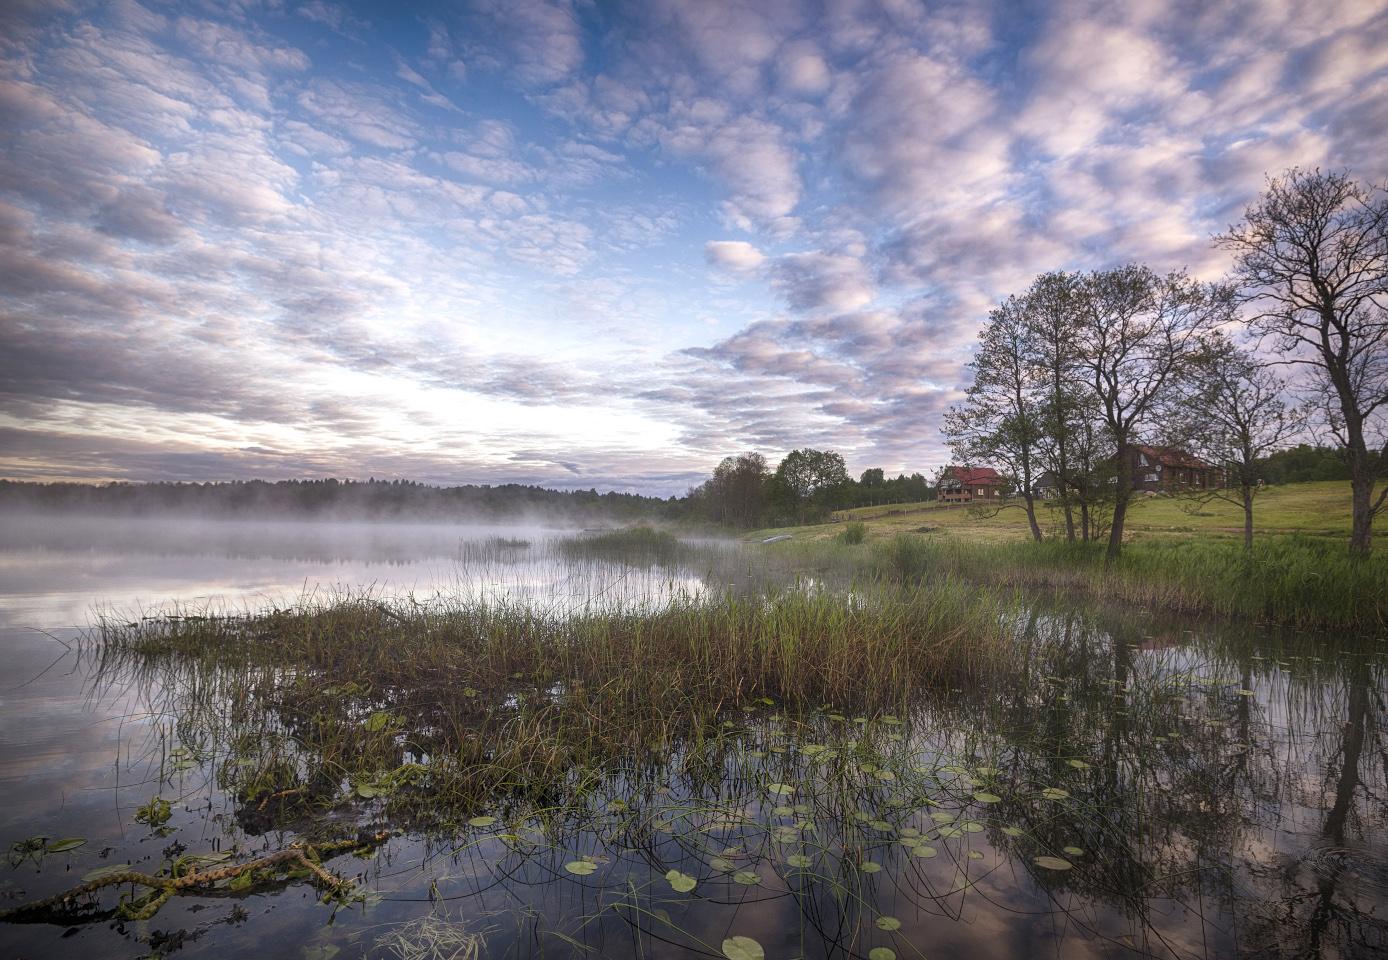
[839, 521, 868, 544]
[1256, 445, 1354, 484]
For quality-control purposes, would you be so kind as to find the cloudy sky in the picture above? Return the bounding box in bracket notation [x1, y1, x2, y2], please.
[1, 0, 1385, 493]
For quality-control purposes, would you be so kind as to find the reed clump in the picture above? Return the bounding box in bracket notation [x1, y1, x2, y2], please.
[96, 581, 1014, 825]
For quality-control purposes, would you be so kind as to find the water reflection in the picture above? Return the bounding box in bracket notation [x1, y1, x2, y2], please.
[2, 537, 1386, 960]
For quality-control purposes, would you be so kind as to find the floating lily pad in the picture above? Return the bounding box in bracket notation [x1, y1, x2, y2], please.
[1001, 826, 1024, 837]
[967, 850, 984, 859]
[800, 745, 826, 755]
[937, 826, 964, 838]
[793, 804, 812, 815]
[973, 792, 1001, 803]
[722, 936, 765, 960]
[929, 811, 955, 822]
[861, 861, 882, 873]
[899, 837, 920, 848]
[870, 949, 897, 960]
[858, 763, 878, 773]
[46, 838, 87, 853]
[1067, 759, 1090, 770]
[363, 711, 391, 732]
[828, 714, 847, 721]
[911, 844, 938, 858]
[787, 854, 814, 867]
[962, 821, 984, 833]
[772, 805, 793, 815]
[940, 765, 969, 775]
[356, 784, 382, 799]
[882, 716, 902, 725]
[462, 687, 479, 698]
[853, 717, 868, 724]
[665, 869, 697, 893]
[564, 861, 597, 875]
[1062, 846, 1084, 856]
[875, 770, 897, 780]
[1237, 689, 1255, 696]
[899, 827, 920, 837]
[869, 820, 892, 831]
[767, 782, 795, 796]
[875, 916, 901, 931]
[733, 870, 762, 885]
[711, 857, 736, 872]
[1034, 856, 1072, 870]
[1041, 788, 1070, 800]
[886, 734, 904, 741]
[748, 751, 768, 758]
[82, 863, 133, 883]
[467, 816, 497, 827]
[975, 766, 999, 775]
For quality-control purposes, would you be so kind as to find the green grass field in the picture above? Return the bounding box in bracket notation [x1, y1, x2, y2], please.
[771, 481, 1364, 546]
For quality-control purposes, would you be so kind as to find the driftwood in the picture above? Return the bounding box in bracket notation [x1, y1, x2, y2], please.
[0, 831, 391, 923]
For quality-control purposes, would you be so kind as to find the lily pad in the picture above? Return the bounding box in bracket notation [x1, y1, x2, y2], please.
[875, 916, 901, 930]
[1034, 855, 1072, 871]
[939, 765, 969, 775]
[1041, 788, 1070, 800]
[772, 805, 794, 815]
[665, 870, 697, 893]
[1237, 689, 1255, 696]
[869, 820, 892, 831]
[733, 870, 762, 885]
[467, 816, 497, 827]
[800, 745, 826, 755]
[870, 950, 897, 960]
[363, 711, 391, 732]
[1067, 759, 1091, 770]
[899, 827, 920, 837]
[1062, 846, 1084, 856]
[748, 751, 768, 758]
[937, 826, 964, 838]
[767, 782, 795, 796]
[792, 804, 812, 815]
[874, 770, 897, 781]
[861, 861, 882, 873]
[722, 936, 765, 960]
[973, 792, 1001, 803]
[882, 716, 902, 725]
[710, 857, 736, 872]
[1001, 826, 1024, 837]
[967, 850, 984, 859]
[82, 863, 133, 882]
[787, 854, 814, 867]
[564, 860, 597, 875]
[462, 687, 479, 698]
[929, 811, 955, 822]
[828, 714, 847, 721]
[911, 844, 938, 858]
[899, 837, 921, 848]
[975, 766, 999, 775]
[46, 838, 87, 853]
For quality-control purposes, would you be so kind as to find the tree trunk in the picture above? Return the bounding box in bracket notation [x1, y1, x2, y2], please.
[1063, 502, 1075, 541]
[1349, 470, 1374, 555]
[1022, 492, 1042, 542]
[1106, 443, 1131, 562]
[1080, 503, 1089, 541]
[1242, 485, 1254, 553]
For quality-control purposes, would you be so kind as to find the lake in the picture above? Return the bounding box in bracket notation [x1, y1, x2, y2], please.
[2, 515, 1385, 960]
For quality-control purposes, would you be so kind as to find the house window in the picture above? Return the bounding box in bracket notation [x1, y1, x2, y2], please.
[977, 487, 985, 497]
[1139, 453, 1149, 466]
[1145, 473, 1158, 483]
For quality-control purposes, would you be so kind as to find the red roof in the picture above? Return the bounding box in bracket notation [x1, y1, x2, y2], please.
[940, 465, 1004, 485]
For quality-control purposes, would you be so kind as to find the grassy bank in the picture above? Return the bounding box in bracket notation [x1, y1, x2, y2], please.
[842, 534, 1386, 631]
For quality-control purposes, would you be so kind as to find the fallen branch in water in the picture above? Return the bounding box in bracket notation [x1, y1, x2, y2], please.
[0, 831, 392, 923]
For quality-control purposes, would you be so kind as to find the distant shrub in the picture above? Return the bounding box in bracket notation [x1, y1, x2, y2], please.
[839, 521, 868, 545]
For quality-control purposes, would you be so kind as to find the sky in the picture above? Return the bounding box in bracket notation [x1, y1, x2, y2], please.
[1, 0, 1386, 495]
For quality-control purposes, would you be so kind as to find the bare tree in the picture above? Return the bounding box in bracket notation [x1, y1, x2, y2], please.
[1072, 266, 1232, 561]
[1216, 168, 1388, 555]
[943, 294, 1046, 541]
[1180, 335, 1307, 551]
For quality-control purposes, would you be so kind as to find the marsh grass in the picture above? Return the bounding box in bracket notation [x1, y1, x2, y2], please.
[95, 576, 1014, 828]
[853, 533, 1387, 631]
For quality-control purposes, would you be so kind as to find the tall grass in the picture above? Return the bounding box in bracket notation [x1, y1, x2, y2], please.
[863, 533, 1386, 631]
[95, 579, 1015, 822]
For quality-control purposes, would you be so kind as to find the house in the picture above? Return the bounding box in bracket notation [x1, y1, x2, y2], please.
[1130, 446, 1222, 493]
[938, 465, 1007, 503]
[1032, 470, 1061, 499]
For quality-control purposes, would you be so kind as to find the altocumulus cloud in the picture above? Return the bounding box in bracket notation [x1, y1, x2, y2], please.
[1, 0, 1385, 492]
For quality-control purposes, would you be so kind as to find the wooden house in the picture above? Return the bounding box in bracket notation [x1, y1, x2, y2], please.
[1130, 446, 1221, 493]
[938, 466, 1007, 503]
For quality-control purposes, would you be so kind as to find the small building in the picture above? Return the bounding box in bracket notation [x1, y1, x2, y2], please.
[1032, 470, 1061, 499]
[938, 465, 1007, 503]
[1130, 446, 1221, 493]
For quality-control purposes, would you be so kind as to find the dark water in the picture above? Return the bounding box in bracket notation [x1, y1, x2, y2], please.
[2, 518, 1386, 959]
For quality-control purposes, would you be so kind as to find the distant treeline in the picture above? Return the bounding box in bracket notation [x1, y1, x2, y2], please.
[0, 478, 682, 523]
[1255, 445, 1352, 485]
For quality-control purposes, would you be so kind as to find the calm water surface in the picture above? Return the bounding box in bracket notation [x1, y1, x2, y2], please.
[1, 516, 1385, 959]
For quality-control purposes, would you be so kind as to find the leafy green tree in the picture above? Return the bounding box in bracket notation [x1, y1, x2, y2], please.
[774, 449, 848, 524]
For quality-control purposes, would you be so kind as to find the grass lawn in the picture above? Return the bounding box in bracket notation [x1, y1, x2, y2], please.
[748, 481, 1364, 547]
